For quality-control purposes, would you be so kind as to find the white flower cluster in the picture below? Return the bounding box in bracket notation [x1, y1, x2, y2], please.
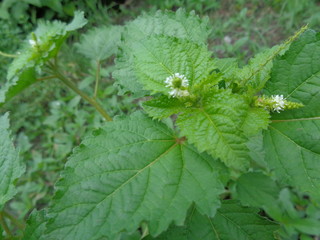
[164, 73, 190, 98]
[271, 95, 286, 112]
[29, 39, 37, 47]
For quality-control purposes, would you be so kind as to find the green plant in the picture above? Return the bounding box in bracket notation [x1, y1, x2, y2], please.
[1, 8, 320, 240]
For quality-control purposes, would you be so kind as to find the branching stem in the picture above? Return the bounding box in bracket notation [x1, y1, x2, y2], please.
[2, 210, 25, 230]
[0, 212, 13, 237]
[51, 66, 112, 121]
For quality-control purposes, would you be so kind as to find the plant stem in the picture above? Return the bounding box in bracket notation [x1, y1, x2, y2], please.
[2, 210, 25, 230]
[0, 212, 13, 237]
[0, 51, 18, 58]
[37, 75, 57, 81]
[94, 60, 101, 99]
[53, 69, 112, 121]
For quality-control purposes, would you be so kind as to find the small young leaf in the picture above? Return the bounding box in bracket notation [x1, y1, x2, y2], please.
[151, 200, 279, 240]
[0, 113, 25, 207]
[43, 112, 224, 239]
[0, 11, 87, 106]
[177, 89, 250, 171]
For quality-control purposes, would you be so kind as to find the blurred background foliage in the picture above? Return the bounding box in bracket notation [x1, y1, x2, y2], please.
[1, 0, 320, 235]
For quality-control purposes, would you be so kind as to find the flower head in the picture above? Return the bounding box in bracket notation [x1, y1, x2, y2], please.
[271, 95, 286, 112]
[165, 73, 190, 98]
[29, 39, 37, 47]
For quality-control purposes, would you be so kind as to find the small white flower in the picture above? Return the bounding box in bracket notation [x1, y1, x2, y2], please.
[272, 95, 286, 113]
[29, 39, 36, 47]
[165, 73, 190, 98]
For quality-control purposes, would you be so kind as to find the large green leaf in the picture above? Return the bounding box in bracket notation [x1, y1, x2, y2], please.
[75, 25, 122, 62]
[0, 11, 87, 106]
[177, 89, 250, 171]
[263, 123, 320, 201]
[264, 29, 320, 119]
[113, 9, 211, 96]
[0, 113, 25, 207]
[263, 30, 320, 201]
[43, 112, 224, 239]
[150, 200, 279, 240]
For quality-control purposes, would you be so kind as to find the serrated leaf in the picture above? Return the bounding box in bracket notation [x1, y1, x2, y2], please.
[264, 30, 320, 120]
[142, 95, 186, 119]
[239, 26, 307, 95]
[263, 29, 320, 201]
[0, 68, 36, 107]
[113, 9, 211, 96]
[130, 35, 214, 95]
[0, 11, 87, 106]
[241, 107, 270, 137]
[212, 58, 239, 80]
[238, 45, 282, 94]
[22, 210, 47, 240]
[0, 113, 25, 207]
[151, 200, 279, 240]
[43, 112, 224, 240]
[177, 89, 250, 171]
[75, 25, 122, 61]
[65, 11, 87, 31]
[125, 9, 210, 45]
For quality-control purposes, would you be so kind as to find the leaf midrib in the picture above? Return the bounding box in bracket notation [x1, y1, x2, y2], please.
[48, 141, 179, 237]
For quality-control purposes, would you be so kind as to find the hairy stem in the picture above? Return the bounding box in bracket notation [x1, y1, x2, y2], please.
[0, 212, 13, 237]
[52, 68, 112, 121]
[37, 75, 57, 81]
[94, 60, 101, 99]
[2, 210, 25, 230]
[0, 51, 18, 58]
